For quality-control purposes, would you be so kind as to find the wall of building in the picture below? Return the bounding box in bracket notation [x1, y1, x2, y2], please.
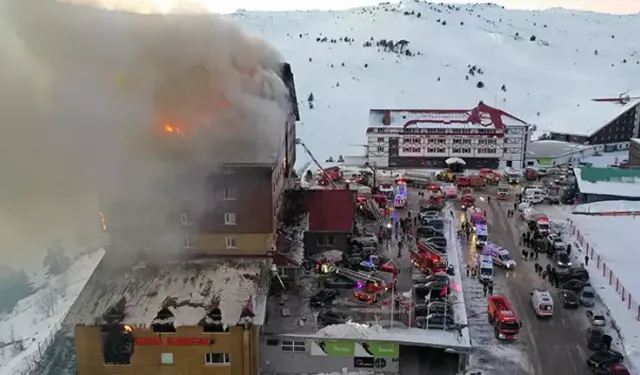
[303, 232, 349, 256]
[629, 141, 640, 167]
[525, 146, 599, 168]
[259, 337, 399, 375]
[500, 124, 528, 169]
[195, 233, 271, 256]
[75, 325, 260, 375]
[588, 105, 639, 145]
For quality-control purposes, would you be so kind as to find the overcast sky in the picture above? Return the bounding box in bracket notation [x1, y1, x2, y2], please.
[204, 0, 640, 14]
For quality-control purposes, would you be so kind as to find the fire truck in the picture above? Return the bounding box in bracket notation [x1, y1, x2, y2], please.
[487, 295, 522, 340]
[467, 207, 486, 228]
[317, 166, 342, 185]
[461, 194, 475, 209]
[497, 183, 510, 200]
[428, 194, 444, 208]
[410, 249, 447, 274]
[334, 267, 395, 305]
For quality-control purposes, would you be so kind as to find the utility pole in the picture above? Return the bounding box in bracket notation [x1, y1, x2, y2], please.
[390, 283, 395, 328]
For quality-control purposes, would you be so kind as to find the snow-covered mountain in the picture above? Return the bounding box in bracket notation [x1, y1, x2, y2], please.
[231, 2, 640, 162]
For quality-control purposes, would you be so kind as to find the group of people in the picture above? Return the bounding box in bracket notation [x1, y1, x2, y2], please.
[534, 263, 561, 287]
[457, 220, 474, 241]
[464, 264, 495, 296]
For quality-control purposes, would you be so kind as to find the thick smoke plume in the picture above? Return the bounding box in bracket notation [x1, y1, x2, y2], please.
[0, 0, 288, 269]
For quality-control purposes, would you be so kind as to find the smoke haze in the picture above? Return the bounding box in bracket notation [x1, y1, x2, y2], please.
[0, 0, 288, 270]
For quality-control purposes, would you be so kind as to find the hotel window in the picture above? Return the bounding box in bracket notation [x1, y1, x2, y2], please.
[428, 138, 436, 143]
[438, 139, 446, 144]
[462, 139, 471, 144]
[377, 137, 384, 142]
[403, 148, 412, 153]
[462, 148, 471, 153]
[403, 138, 411, 143]
[161, 353, 174, 365]
[487, 149, 497, 154]
[182, 236, 194, 249]
[412, 148, 420, 152]
[487, 139, 497, 144]
[223, 187, 237, 200]
[427, 148, 435, 153]
[437, 148, 446, 153]
[225, 236, 237, 249]
[317, 235, 335, 246]
[205, 353, 230, 365]
[453, 139, 462, 144]
[221, 166, 235, 174]
[413, 138, 420, 143]
[478, 139, 487, 144]
[453, 148, 461, 153]
[281, 340, 306, 352]
[478, 148, 486, 154]
[377, 147, 384, 152]
[224, 212, 237, 225]
[180, 212, 191, 226]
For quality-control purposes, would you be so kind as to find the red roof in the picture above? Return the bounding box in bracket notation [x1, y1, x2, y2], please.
[307, 189, 355, 232]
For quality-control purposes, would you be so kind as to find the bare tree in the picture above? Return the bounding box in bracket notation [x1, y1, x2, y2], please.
[37, 284, 64, 318]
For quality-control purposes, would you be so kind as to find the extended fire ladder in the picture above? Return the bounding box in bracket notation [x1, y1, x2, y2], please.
[334, 267, 385, 284]
[295, 139, 338, 190]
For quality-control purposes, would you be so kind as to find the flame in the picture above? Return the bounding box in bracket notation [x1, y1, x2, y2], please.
[164, 124, 186, 135]
[99, 212, 107, 231]
[124, 325, 133, 333]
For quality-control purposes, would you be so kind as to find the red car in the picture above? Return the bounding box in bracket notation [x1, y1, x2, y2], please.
[605, 364, 630, 375]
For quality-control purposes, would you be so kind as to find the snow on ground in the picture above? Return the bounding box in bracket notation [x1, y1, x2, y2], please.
[541, 205, 640, 372]
[452, 204, 531, 375]
[315, 371, 373, 375]
[0, 248, 104, 375]
[581, 150, 630, 168]
[573, 200, 640, 214]
[232, 4, 640, 164]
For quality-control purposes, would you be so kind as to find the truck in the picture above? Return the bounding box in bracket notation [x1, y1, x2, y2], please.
[497, 183, 510, 200]
[461, 194, 475, 209]
[487, 295, 522, 340]
[334, 267, 395, 305]
[317, 166, 343, 185]
[410, 249, 448, 274]
[503, 167, 521, 185]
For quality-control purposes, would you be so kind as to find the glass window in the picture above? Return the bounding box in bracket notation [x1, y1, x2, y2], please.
[205, 353, 230, 365]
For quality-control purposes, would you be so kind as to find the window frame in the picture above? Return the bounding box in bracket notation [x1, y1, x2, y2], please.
[204, 352, 230, 365]
[225, 236, 237, 249]
[281, 340, 306, 352]
[224, 212, 237, 225]
[161, 353, 174, 365]
[223, 187, 237, 200]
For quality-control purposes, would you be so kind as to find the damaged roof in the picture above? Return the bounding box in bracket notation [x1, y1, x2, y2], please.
[307, 189, 355, 232]
[73, 260, 269, 327]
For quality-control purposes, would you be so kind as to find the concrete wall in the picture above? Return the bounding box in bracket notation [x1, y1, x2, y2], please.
[259, 337, 399, 375]
[525, 145, 599, 168]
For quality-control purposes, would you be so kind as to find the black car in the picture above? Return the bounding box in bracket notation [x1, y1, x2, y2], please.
[417, 226, 443, 238]
[557, 267, 590, 282]
[561, 280, 590, 293]
[423, 219, 444, 231]
[587, 327, 612, 351]
[558, 289, 580, 308]
[317, 310, 350, 325]
[556, 252, 572, 268]
[587, 350, 624, 369]
[423, 236, 447, 249]
[310, 289, 339, 307]
[415, 314, 455, 329]
[414, 301, 454, 316]
[324, 277, 357, 289]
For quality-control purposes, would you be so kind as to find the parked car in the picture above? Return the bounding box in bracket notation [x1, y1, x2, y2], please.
[415, 313, 456, 329]
[422, 236, 447, 249]
[558, 289, 580, 308]
[414, 302, 455, 317]
[580, 286, 597, 307]
[422, 219, 444, 232]
[557, 267, 590, 282]
[350, 234, 377, 246]
[586, 327, 611, 351]
[316, 310, 350, 325]
[587, 310, 607, 326]
[561, 279, 590, 293]
[547, 234, 566, 251]
[417, 226, 443, 238]
[310, 289, 339, 307]
[595, 364, 631, 375]
[555, 252, 572, 268]
[587, 350, 624, 369]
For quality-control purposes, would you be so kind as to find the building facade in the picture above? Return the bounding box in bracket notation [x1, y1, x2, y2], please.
[549, 101, 640, 152]
[364, 103, 530, 170]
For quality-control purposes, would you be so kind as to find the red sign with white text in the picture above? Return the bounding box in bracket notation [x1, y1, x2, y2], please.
[135, 337, 213, 346]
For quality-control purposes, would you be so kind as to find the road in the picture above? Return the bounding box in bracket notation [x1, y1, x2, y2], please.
[461, 185, 592, 375]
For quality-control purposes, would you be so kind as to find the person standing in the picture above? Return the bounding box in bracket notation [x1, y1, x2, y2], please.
[585, 254, 590, 266]
[488, 283, 494, 296]
[483, 284, 488, 297]
[567, 244, 572, 256]
[534, 248, 539, 260]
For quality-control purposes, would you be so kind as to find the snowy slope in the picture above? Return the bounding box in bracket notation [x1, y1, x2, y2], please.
[0, 249, 104, 375]
[230, 2, 640, 163]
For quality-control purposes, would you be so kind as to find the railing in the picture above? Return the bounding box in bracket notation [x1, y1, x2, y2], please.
[568, 220, 640, 322]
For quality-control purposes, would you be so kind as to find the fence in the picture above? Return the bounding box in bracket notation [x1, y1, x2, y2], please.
[568, 219, 640, 322]
[13, 322, 61, 375]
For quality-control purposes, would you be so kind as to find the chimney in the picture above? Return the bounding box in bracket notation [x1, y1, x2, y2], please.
[383, 111, 391, 125]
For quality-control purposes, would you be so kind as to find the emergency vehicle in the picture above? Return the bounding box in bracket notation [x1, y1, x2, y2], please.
[410, 249, 448, 274]
[467, 207, 486, 228]
[393, 179, 408, 208]
[443, 184, 458, 199]
[503, 167, 521, 184]
[475, 224, 488, 247]
[317, 166, 342, 185]
[484, 242, 516, 269]
[379, 183, 395, 200]
[428, 195, 444, 208]
[529, 214, 551, 235]
[530, 289, 554, 318]
[497, 183, 510, 200]
[461, 194, 475, 209]
[487, 295, 522, 340]
[333, 267, 395, 305]
[476, 254, 494, 283]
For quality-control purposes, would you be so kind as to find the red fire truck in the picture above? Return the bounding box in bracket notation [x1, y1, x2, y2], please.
[461, 194, 475, 209]
[334, 267, 395, 305]
[410, 249, 447, 274]
[487, 295, 522, 340]
[317, 166, 342, 185]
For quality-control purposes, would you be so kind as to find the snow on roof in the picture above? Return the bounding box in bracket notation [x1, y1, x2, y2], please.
[536, 98, 640, 137]
[632, 138, 640, 145]
[286, 321, 471, 351]
[368, 103, 529, 131]
[74, 260, 269, 327]
[275, 213, 308, 266]
[573, 200, 640, 214]
[575, 167, 640, 198]
[527, 140, 593, 158]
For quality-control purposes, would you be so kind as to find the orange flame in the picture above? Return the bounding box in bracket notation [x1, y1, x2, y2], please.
[124, 325, 133, 333]
[164, 124, 186, 135]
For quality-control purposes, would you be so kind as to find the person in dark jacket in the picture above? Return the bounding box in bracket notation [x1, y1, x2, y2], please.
[567, 244, 572, 256]
[585, 254, 590, 266]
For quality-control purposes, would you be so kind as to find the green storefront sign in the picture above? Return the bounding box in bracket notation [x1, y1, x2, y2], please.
[316, 340, 355, 356]
[362, 342, 399, 357]
[536, 158, 553, 166]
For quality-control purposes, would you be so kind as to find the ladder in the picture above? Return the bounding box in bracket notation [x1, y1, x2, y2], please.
[334, 267, 383, 284]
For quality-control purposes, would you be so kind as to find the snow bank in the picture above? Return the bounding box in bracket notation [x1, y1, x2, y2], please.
[573, 200, 640, 214]
[0, 248, 105, 375]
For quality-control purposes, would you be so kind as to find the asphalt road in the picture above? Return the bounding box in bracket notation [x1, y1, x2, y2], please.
[464, 186, 592, 375]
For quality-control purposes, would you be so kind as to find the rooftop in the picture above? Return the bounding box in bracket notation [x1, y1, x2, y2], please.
[536, 94, 640, 137]
[575, 167, 640, 198]
[73, 259, 269, 327]
[368, 103, 529, 131]
[527, 140, 594, 159]
[632, 138, 640, 146]
[307, 189, 356, 232]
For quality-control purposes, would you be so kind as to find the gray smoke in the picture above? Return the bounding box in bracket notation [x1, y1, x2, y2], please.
[0, 0, 288, 269]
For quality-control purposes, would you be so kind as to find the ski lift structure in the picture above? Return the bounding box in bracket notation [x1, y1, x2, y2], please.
[591, 91, 640, 106]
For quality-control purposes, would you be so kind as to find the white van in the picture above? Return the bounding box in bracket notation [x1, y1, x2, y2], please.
[525, 188, 547, 204]
[530, 289, 554, 318]
[477, 255, 494, 283]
